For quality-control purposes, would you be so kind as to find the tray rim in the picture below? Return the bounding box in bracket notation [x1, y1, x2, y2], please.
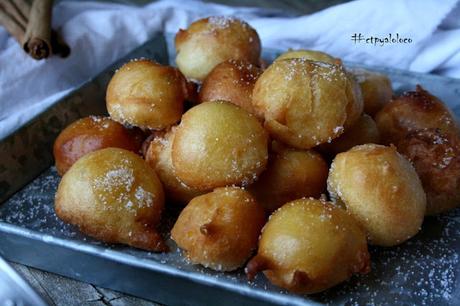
[2, 38, 459, 145]
[0, 38, 166, 144]
[0, 218, 322, 306]
[1, 34, 460, 305]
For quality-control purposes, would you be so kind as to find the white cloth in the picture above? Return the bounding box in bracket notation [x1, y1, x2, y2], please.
[0, 0, 459, 139]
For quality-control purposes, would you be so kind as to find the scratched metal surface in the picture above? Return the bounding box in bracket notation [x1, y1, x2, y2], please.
[1, 33, 460, 306]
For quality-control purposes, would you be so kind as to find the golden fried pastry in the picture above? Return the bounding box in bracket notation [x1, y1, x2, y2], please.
[275, 49, 341, 65]
[249, 145, 328, 213]
[172, 101, 268, 190]
[55, 148, 166, 251]
[252, 58, 363, 149]
[327, 144, 426, 246]
[171, 187, 265, 271]
[175, 16, 261, 81]
[349, 68, 393, 116]
[145, 127, 206, 205]
[318, 114, 380, 157]
[199, 59, 262, 116]
[246, 198, 370, 294]
[375, 85, 459, 145]
[396, 129, 460, 215]
[106, 59, 190, 130]
[53, 116, 145, 176]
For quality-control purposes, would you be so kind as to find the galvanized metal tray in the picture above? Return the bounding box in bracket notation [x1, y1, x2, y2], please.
[1, 33, 460, 306]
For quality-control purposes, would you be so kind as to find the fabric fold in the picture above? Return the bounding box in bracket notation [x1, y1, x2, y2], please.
[0, 0, 459, 138]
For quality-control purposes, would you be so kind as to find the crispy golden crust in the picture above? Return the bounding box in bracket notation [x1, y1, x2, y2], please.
[327, 144, 426, 246]
[175, 16, 261, 81]
[55, 148, 166, 251]
[276, 51, 362, 131]
[396, 129, 460, 215]
[145, 127, 206, 205]
[171, 187, 266, 271]
[106, 59, 188, 130]
[275, 49, 342, 66]
[344, 71, 364, 128]
[172, 101, 268, 190]
[375, 85, 459, 145]
[349, 68, 393, 116]
[249, 146, 328, 213]
[246, 198, 370, 294]
[318, 114, 380, 157]
[53, 116, 145, 176]
[199, 59, 262, 117]
[252, 58, 363, 149]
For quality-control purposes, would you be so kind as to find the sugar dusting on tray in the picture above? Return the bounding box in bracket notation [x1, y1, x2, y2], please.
[1, 166, 460, 304]
[316, 211, 460, 305]
[0, 167, 78, 237]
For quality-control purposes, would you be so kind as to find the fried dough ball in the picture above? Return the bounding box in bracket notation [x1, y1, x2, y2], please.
[249, 145, 328, 213]
[171, 187, 266, 271]
[252, 58, 363, 149]
[275, 49, 341, 65]
[53, 116, 145, 176]
[318, 114, 380, 157]
[246, 198, 370, 294]
[327, 144, 426, 246]
[349, 68, 393, 116]
[55, 148, 166, 251]
[145, 127, 206, 205]
[396, 129, 460, 215]
[106, 59, 190, 130]
[175, 16, 261, 81]
[375, 85, 459, 145]
[172, 101, 268, 190]
[199, 59, 262, 116]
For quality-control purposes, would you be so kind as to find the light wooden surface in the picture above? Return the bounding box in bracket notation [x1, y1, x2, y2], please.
[8, 1, 347, 305]
[11, 263, 161, 306]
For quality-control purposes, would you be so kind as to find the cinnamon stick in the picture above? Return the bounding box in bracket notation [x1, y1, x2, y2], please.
[51, 29, 71, 57]
[13, 0, 32, 18]
[2, 0, 28, 28]
[1, 0, 69, 59]
[23, 0, 53, 60]
[0, 1, 26, 43]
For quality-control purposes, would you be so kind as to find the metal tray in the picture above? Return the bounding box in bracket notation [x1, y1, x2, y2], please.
[1, 33, 460, 306]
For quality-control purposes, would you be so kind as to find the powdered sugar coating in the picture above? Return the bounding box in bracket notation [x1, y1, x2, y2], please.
[207, 16, 246, 30]
[1, 167, 460, 304]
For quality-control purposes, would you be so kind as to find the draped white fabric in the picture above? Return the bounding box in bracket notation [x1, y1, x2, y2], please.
[0, 0, 459, 138]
